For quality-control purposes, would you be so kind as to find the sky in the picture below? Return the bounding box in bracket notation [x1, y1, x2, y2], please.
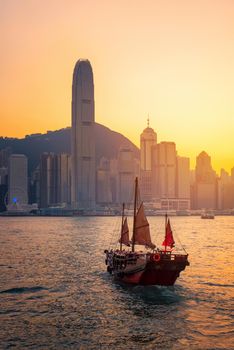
[1, 0, 234, 172]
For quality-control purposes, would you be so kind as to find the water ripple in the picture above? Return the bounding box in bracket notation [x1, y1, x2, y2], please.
[0, 286, 48, 294]
[0, 216, 233, 349]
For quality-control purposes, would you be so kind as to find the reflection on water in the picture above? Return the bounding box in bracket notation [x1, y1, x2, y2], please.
[114, 282, 182, 305]
[0, 216, 233, 349]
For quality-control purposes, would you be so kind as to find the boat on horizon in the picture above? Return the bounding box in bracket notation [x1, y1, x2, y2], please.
[201, 212, 215, 219]
[104, 177, 189, 286]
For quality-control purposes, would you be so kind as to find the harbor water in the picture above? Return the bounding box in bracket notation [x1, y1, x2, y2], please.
[0, 216, 233, 349]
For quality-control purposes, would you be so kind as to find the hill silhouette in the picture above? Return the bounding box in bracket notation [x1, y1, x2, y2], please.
[0, 123, 139, 174]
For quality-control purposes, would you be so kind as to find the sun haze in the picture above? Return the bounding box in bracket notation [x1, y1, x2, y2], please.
[1, 0, 234, 172]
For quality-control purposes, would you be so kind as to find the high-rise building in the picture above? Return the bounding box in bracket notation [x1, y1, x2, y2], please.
[140, 121, 157, 171]
[39, 153, 58, 208]
[117, 147, 135, 204]
[0, 167, 7, 185]
[0, 166, 8, 212]
[8, 154, 28, 207]
[30, 166, 40, 205]
[0, 147, 11, 168]
[194, 151, 217, 209]
[176, 156, 190, 199]
[152, 142, 177, 199]
[231, 167, 234, 183]
[195, 151, 216, 183]
[96, 157, 112, 205]
[59, 153, 71, 205]
[222, 183, 234, 209]
[0, 149, 11, 210]
[217, 168, 232, 210]
[109, 158, 118, 204]
[39, 153, 71, 208]
[71, 59, 96, 210]
[140, 121, 157, 201]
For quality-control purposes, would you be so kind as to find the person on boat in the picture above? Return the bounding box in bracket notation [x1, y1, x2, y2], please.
[107, 253, 113, 268]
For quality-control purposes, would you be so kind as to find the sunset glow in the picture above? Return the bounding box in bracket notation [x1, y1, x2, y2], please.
[1, 0, 234, 172]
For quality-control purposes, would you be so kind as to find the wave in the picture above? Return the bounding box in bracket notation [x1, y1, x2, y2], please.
[117, 284, 182, 305]
[0, 286, 48, 294]
[200, 282, 233, 288]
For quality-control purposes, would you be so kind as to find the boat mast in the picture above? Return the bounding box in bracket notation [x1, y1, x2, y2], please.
[164, 212, 167, 253]
[132, 177, 138, 252]
[120, 203, 125, 251]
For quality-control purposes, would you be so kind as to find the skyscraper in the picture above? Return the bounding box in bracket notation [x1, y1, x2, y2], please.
[71, 59, 96, 210]
[39, 153, 59, 208]
[39, 153, 71, 209]
[194, 151, 217, 209]
[176, 156, 190, 199]
[140, 121, 157, 171]
[117, 147, 135, 204]
[96, 157, 112, 205]
[0, 147, 11, 168]
[140, 121, 157, 201]
[195, 151, 216, 183]
[59, 153, 71, 205]
[152, 142, 177, 198]
[231, 167, 234, 182]
[217, 168, 231, 210]
[8, 154, 28, 207]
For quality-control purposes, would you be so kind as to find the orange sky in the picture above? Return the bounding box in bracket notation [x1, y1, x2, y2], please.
[1, 0, 234, 173]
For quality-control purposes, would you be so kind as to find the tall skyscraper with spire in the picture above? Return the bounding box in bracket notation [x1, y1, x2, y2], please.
[140, 118, 157, 201]
[71, 59, 96, 210]
[140, 118, 157, 171]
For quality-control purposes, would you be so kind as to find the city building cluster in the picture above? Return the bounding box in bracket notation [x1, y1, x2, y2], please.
[0, 59, 233, 215]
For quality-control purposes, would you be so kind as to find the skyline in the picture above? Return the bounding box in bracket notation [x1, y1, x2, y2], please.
[1, 0, 234, 172]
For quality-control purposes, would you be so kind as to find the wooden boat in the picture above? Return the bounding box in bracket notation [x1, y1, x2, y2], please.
[104, 177, 189, 286]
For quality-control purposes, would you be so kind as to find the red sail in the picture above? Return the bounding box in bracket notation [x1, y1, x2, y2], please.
[119, 217, 130, 246]
[162, 218, 175, 248]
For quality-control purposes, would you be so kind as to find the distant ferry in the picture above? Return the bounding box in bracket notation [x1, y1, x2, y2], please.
[201, 212, 215, 219]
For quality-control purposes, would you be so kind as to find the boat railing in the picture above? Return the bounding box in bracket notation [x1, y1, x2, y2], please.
[155, 251, 188, 262]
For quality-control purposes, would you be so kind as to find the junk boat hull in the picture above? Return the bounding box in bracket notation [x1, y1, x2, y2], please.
[106, 251, 189, 286]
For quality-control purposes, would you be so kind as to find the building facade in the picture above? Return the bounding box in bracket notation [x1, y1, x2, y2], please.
[152, 142, 177, 199]
[8, 154, 28, 208]
[39, 153, 71, 208]
[176, 156, 190, 200]
[71, 59, 96, 210]
[140, 123, 157, 201]
[117, 147, 135, 204]
[194, 151, 217, 209]
[59, 153, 71, 205]
[96, 157, 112, 205]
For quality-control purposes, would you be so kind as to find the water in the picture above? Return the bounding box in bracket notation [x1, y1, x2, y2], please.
[0, 216, 233, 349]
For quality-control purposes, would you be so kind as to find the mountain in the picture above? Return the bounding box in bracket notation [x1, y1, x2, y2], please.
[0, 123, 139, 174]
